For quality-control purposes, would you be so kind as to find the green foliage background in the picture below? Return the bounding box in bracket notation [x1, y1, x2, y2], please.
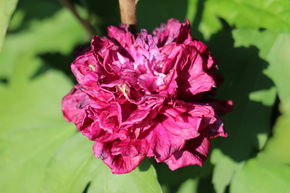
[0, 0, 289, 193]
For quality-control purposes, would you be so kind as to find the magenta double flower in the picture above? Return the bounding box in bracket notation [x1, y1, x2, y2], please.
[62, 19, 232, 174]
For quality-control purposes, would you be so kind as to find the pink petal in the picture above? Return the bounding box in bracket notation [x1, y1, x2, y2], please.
[93, 140, 147, 174]
[62, 88, 89, 129]
[165, 137, 210, 170]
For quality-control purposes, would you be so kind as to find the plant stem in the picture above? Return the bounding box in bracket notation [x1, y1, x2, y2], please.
[59, 0, 94, 36]
[118, 0, 138, 33]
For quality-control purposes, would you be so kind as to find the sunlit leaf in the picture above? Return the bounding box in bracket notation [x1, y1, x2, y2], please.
[233, 30, 290, 103]
[0, 64, 75, 193]
[0, 9, 87, 78]
[176, 179, 198, 193]
[187, 0, 290, 39]
[43, 134, 98, 193]
[0, 7, 87, 193]
[43, 133, 163, 193]
[211, 150, 242, 193]
[88, 158, 163, 193]
[266, 34, 290, 103]
[260, 103, 290, 164]
[231, 158, 290, 193]
[0, 0, 18, 50]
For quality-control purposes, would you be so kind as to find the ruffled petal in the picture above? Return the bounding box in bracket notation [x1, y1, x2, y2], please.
[62, 88, 89, 129]
[147, 122, 188, 162]
[93, 140, 148, 174]
[165, 137, 210, 170]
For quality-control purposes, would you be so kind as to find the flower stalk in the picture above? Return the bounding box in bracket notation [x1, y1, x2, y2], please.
[118, 0, 138, 33]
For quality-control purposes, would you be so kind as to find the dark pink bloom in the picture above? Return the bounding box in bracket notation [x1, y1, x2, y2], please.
[62, 19, 232, 174]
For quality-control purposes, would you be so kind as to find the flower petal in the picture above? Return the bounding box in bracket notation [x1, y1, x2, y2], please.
[165, 137, 210, 170]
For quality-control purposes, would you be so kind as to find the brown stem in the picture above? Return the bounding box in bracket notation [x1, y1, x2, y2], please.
[118, 0, 138, 33]
[59, 0, 94, 36]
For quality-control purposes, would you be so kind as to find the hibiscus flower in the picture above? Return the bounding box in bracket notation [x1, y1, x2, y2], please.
[62, 19, 232, 174]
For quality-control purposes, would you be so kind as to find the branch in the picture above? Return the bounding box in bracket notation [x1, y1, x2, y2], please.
[59, 0, 94, 36]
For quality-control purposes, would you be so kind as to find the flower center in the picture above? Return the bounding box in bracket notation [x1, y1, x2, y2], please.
[118, 83, 130, 100]
[88, 64, 96, 71]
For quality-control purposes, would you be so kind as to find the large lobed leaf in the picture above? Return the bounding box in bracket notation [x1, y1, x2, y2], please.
[43, 133, 163, 193]
[88, 159, 162, 193]
[260, 104, 290, 165]
[228, 31, 290, 193]
[43, 134, 98, 193]
[233, 30, 290, 103]
[185, 1, 290, 192]
[0, 0, 18, 50]
[0, 8, 81, 190]
[0, 4, 162, 193]
[0, 55, 76, 193]
[1, 0, 289, 193]
[204, 26, 277, 193]
[0, 9, 87, 78]
[197, 0, 290, 39]
[231, 158, 290, 193]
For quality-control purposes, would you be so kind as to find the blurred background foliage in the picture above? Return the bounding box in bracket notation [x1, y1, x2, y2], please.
[0, 0, 290, 193]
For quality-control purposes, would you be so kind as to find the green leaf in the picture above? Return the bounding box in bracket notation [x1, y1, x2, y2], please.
[231, 28, 290, 190]
[176, 179, 198, 193]
[232, 27, 290, 166]
[0, 53, 74, 133]
[43, 133, 163, 193]
[231, 158, 290, 193]
[0, 64, 76, 193]
[137, 0, 187, 31]
[233, 30, 290, 103]
[260, 104, 290, 164]
[88, 159, 163, 193]
[154, 159, 212, 193]
[0, 8, 87, 133]
[0, 9, 87, 78]
[0, 0, 18, 50]
[211, 150, 242, 193]
[207, 27, 277, 193]
[0, 125, 74, 193]
[0, 45, 76, 193]
[266, 34, 290, 103]
[0, 6, 87, 193]
[43, 134, 99, 193]
[189, 0, 290, 39]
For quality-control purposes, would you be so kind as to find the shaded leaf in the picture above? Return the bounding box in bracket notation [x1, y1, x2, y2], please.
[233, 30, 290, 103]
[137, 0, 187, 31]
[0, 9, 87, 78]
[206, 25, 276, 193]
[154, 160, 212, 193]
